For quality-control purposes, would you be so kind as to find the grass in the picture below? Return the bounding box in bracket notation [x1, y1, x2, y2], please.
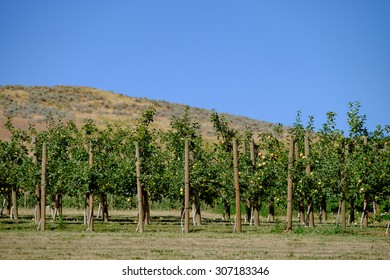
[0, 208, 389, 260]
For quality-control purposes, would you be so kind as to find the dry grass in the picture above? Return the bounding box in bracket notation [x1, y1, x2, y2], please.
[0, 209, 389, 260]
[0, 85, 279, 141]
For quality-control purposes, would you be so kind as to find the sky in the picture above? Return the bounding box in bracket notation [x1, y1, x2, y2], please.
[1, 0, 389, 133]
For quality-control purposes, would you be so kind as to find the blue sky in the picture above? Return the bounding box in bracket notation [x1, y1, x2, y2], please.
[1, 0, 389, 133]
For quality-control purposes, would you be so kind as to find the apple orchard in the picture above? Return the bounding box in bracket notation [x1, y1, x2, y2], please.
[0, 101, 389, 233]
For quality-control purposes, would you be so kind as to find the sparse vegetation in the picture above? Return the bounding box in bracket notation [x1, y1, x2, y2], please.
[0, 85, 277, 140]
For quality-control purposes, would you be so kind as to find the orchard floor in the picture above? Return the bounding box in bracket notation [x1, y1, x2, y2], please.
[0, 208, 389, 260]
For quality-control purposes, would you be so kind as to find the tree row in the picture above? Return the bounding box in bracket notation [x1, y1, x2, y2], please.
[0, 101, 389, 232]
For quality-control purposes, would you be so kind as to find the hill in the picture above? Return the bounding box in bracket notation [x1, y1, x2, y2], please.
[0, 85, 280, 140]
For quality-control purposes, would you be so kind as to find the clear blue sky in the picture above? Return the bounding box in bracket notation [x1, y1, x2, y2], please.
[1, 0, 389, 133]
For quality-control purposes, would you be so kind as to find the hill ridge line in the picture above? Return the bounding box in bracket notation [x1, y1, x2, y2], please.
[0, 85, 280, 140]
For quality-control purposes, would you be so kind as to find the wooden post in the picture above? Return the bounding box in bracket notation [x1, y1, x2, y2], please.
[233, 139, 242, 233]
[250, 139, 260, 226]
[40, 143, 47, 231]
[184, 139, 190, 233]
[287, 137, 294, 231]
[88, 142, 94, 231]
[135, 142, 144, 233]
[361, 136, 369, 228]
[32, 136, 41, 224]
[305, 133, 314, 227]
[294, 142, 304, 225]
[340, 142, 349, 231]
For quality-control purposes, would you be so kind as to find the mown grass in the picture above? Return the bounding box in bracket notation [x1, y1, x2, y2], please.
[0, 209, 389, 260]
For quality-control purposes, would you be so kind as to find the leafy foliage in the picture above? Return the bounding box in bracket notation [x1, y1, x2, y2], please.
[0, 100, 389, 229]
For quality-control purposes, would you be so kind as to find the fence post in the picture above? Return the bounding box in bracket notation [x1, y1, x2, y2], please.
[233, 139, 242, 233]
[40, 143, 47, 231]
[135, 142, 144, 233]
[287, 137, 294, 231]
[184, 139, 190, 233]
[305, 133, 314, 227]
[32, 136, 41, 224]
[88, 142, 94, 231]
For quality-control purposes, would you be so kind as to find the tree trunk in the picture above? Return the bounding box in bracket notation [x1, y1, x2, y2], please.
[253, 196, 260, 226]
[52, 196, 57, 221]
[349, 196, 355, 224]
[361, 195, 368, 228]
[23, 191, 28, 208]
[59, 194, 63, 216]
[110, 194, 114, 211]
[11, 188, 18, 220]
[1, 198, 6, 216]
[319, 196, 327, 224]
[101, 193, 109, 223]
[245, 199, 252, 224]
[97, 203, 102, 218]
[223, 200, 231, 220]
[340, 193, 346, 230]
[52, 193, 63, 221]
[192, 191, 201, 226]
[84, 193, 90, 225]
[2, 194, 11, 216]
[267, 200, 275, 222]
[194, 204, 201, 226]
[299, 199, 305, 225]
[143, 190, 150, 226]
[306, 197, 314, 227]
[373, 200, 380, 218]
[192, 202, 202, 226]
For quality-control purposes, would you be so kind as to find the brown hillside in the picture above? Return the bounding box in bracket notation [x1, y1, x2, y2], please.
[0, 85, 279, 140]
